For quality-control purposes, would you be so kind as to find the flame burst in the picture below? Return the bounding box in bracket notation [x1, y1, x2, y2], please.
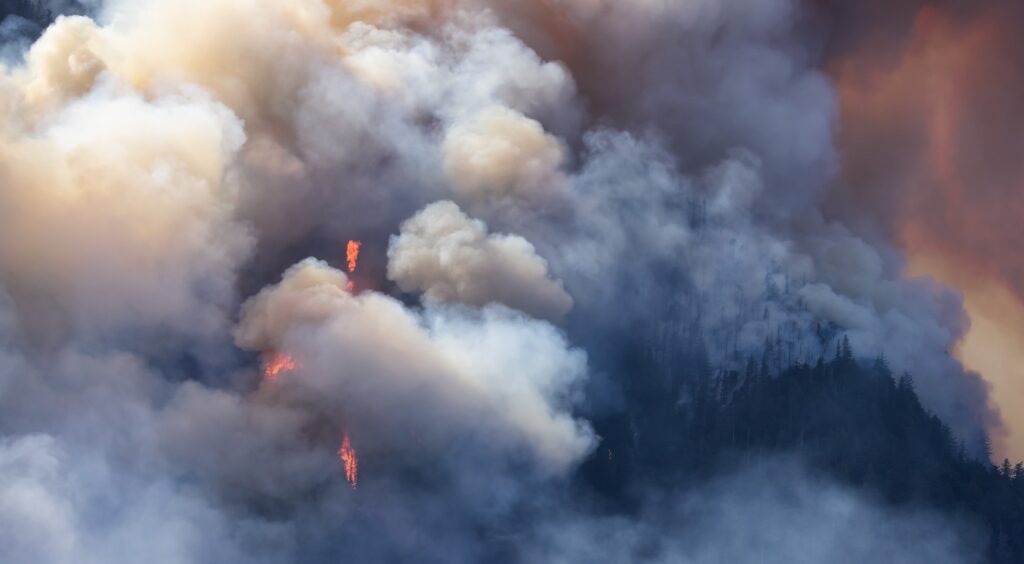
[346, 240, 362, 292]
[346, 240, 362, 274]
[338, 433, 359, 489]
[263, 353, 299, 382]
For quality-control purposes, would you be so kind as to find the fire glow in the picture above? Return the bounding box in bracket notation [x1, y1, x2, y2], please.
[345, 240, 362, 291]
[346, 240, 362, 292]
[346, 240, 362, 273]
[338, 433, 358, 490]
[263, 353, 299, 382]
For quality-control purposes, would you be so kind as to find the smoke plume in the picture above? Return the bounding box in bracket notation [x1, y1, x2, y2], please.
[388, 200, 573, 319]
[817, 0, 1024, 457]
[0, 0, 1007, 561]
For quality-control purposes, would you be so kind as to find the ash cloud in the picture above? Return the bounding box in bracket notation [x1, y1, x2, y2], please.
[0, 0, 1006, 562]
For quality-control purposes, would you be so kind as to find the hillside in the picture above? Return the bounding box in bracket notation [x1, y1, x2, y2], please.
[582, 342, 1024, 563]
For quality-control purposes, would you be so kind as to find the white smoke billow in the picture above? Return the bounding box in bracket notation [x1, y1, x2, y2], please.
[442, 106, 567, 202]
[388, 200, 573, 319]
[0, 0, 1000, 562]
[235, 258, 591, 474]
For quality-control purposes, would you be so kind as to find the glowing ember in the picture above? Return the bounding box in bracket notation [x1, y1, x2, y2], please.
[346, 240, 362, 274]
[338, 433, 359, 489]
[263, 353, 298, 382]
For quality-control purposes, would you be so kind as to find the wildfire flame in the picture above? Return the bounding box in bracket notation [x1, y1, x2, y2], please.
[338, 433, 358, 489]
[263, 353, 299, 382]
[346, 240, 361, 292]
[346, 240, 362, 274]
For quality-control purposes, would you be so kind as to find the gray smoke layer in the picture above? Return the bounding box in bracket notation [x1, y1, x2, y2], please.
[525, 459, 985, 564]
[0, 0, 999, 562]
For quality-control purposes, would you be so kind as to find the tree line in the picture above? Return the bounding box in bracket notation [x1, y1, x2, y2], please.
[579, 337, 1024, 563]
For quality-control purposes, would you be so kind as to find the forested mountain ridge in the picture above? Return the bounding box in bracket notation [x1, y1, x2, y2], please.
[581, 340, 1024, 563]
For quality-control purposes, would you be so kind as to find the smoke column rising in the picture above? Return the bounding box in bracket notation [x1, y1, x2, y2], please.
[0, 0, 1006, 561]
[820, 0, 1024, 459]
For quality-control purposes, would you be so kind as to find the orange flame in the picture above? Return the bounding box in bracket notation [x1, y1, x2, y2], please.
[338, 433, 358, 489]
[263, 353, 299, 382]
[346, 240, 362, 274]
[346, 240, 362, 292]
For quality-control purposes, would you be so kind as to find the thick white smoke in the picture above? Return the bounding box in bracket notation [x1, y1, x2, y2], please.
[387, 201, 573, 319]
[0, 81, 249, 348]
[0, 0, 1001, 561]
[442, 106, 567, 202]
[235, 258, 591, 475]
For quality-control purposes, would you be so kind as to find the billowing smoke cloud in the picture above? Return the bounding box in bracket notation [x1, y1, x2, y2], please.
[0, 0, 1006, 561]
[388, 201, 573, 319]
[0, 87, 249, 349]
[235, 258, 591, 473]
[442, 106, 567, 203]
[813, 0, 1024, 457]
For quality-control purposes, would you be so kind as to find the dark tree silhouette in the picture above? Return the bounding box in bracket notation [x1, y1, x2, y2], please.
[579, 340, 1024, 563]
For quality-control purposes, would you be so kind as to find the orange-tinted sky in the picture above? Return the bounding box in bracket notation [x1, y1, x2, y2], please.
[829, 4, 1024, 459]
